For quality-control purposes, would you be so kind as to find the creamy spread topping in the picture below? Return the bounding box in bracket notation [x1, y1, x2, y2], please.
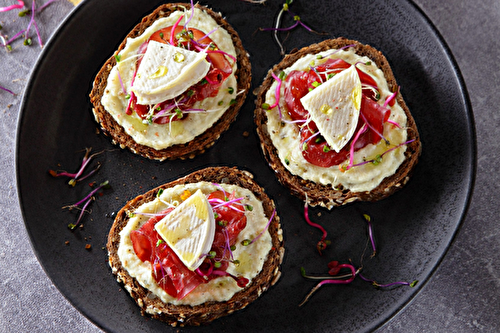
[264, 48, 408, 192]
[118, 182, 273, 307]
[101, 8, 237, 150]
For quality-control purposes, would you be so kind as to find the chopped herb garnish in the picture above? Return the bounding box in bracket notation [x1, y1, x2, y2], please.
[227, 87, 234, 94]
[229, 99, 236, 105]
[23, 38, 31, 46]
[262, 103, 270, 110]
[18, 9, 30, 17]
[175, 108, 183, 119]
[115, 54, 121, 62]
[218, 100, 224, 106]
[322, 145, 331, 153]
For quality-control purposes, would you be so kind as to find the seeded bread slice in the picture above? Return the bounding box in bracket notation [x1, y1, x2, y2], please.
[254, 38, 421, 209]
[107, 166, 284, 327]
[90, 3, 251, 161]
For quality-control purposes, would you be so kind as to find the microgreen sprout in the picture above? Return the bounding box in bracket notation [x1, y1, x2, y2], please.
[211, 269, 249, 288]
[299, 263, 357, 306]
[383, 86, 399, 108]
[259, 0, 324, 55]
[350, 139, 416, 169]
[341, 123, 368, 172]
[1, 0, 59, 50]
[64, 180, 111, 230]
[358, 273, 419, 289]
[49, 148, 104, 186]
[304, 195, 329, 255]
[209, 196, 245, 212]
[363, 214, 376, 257]
[298, 213, 418, 306]
[241, 209, 275, 246]
[0, 85, 15, 95]
[0, 0, 24, 12]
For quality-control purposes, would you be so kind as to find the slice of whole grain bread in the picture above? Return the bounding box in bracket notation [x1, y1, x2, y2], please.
[90, 3, 251, 161]
[107, 166, 284, 326]
[255, 38, 421, 209]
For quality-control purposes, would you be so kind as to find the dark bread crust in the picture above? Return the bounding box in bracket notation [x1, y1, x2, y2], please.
[107, 167, 284, 327]
[90, 3, 251, 161]
[255, 38, 421, 208]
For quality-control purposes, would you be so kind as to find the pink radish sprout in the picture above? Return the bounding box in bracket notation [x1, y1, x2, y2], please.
[360, 110, 390, 145]
[383, 86, 399, 108]
[363, 214, 376, 257]
[170, 14, 184, 46]
[342, 123, 368, 171]
[0, 85, 15, 95]
[242, 209, 275, 246]
[358, 273, 418, 288]
[351, 139, 416, 168]
[299, 263, 356, 306]
[65, 180, 110, 230]
[304, 195, 329, 255]
[49, 148, 103, 186]
[387, 119, 402, 128]
[0, 0, 24, 12]
[182, 0, 195, 29]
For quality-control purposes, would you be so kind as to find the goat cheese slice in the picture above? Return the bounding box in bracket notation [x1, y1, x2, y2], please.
[300, 65, 362, 153]
[154, 189, 215, 271]
[132, 41, 210, 105]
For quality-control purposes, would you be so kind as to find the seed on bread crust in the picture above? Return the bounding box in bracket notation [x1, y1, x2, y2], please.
[254, 38, 421, 209]
[90, 3, 252, 161]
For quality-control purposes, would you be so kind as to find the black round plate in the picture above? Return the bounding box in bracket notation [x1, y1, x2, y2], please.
[16, 0, 475, 332]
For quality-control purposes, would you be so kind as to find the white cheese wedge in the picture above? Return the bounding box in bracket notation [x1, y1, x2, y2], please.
[132, 41, 211, 105]
[300, 65, 362, 153]
[154, 189, 215, 271]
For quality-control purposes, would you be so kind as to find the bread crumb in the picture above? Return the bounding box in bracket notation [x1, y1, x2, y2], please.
[85, 244, 92, 250]
[242, 131, 249, 137]
[65, 240, 70, 245]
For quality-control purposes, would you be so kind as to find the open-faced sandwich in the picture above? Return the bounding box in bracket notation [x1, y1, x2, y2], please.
[90, 3, 251, 161]
[255, 38, 421, 209]
[107, 167, 284, 326]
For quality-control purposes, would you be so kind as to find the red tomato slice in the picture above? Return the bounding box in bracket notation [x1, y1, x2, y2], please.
[300, 129, 350, 167]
